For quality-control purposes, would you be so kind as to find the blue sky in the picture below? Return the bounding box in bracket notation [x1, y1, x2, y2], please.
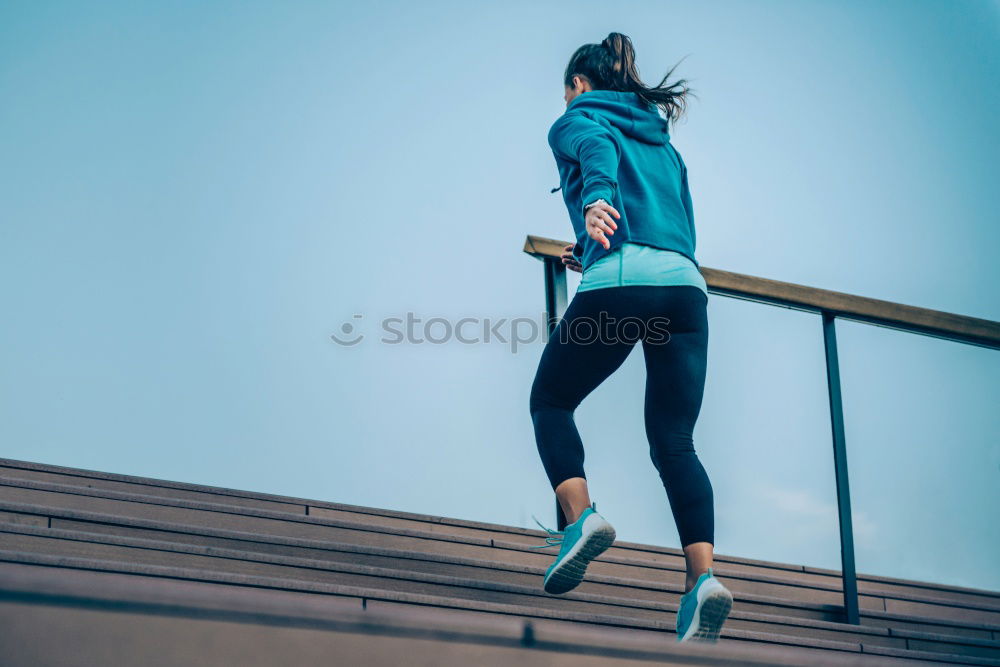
[1, 0, 998, 592]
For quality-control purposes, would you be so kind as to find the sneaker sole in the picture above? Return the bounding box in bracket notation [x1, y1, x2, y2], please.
[542, 518, 616, 595]
[679, 588, 733, 643]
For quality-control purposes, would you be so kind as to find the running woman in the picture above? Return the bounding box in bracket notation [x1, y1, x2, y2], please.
[528, 32, 733, 643]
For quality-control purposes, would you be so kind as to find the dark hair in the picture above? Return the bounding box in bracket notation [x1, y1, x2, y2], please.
[563, 32, 697, 124]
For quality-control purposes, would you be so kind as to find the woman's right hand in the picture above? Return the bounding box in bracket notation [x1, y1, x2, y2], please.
[585, 200, 620, 250]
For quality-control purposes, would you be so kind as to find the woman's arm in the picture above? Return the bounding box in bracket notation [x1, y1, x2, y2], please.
[547, 112, 621, 218]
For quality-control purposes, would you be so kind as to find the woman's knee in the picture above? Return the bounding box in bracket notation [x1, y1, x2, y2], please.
[529, 381, 572, 416]
[647, 429, 697, 466]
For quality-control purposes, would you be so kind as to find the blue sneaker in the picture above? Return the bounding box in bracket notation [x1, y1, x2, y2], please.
[529, 502, 616, 595]
[676, 567, 733, 643]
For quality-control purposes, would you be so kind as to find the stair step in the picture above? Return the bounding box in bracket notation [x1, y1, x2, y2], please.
[1, 518, 998, 663]
[2, 552, 998, 665]
[1, 458, 998, 666]
[5, 458, 996, 611]
[2, 560, 944, 667]
[1, 474, 998, 631]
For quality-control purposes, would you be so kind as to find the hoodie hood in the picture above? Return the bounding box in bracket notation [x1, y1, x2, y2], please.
[566, 90, 670, 145]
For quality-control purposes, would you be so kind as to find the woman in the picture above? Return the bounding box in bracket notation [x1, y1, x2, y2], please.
[528, 32, 733, 643]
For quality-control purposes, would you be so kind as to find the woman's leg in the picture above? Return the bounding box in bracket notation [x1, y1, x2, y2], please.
[639, 286, 714, 592]
[529, 287, 638, 524]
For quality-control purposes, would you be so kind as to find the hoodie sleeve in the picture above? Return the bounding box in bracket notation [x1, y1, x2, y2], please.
[548, 111, 621, 214]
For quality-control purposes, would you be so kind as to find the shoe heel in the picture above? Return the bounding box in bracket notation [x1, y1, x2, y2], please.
[689, 588, 733, 643]
[543, 516, 616, 595]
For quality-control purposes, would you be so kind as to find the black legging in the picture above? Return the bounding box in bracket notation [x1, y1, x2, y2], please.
[529, 284, 714, 548]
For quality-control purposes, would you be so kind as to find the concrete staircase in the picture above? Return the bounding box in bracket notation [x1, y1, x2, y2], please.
[0, 457, 997, 666]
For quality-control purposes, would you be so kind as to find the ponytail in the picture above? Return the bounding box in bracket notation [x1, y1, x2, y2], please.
[564, 32, 697, 124]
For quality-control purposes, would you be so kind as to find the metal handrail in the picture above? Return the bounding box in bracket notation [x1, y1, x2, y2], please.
[523, 233, 999, 625]
[524, 234, 1000, 350]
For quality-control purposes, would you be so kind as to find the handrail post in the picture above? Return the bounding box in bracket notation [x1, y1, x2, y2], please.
[822, 311, 861, 624]
[543, 257, 568, 337]
[542, 257, 570, 530]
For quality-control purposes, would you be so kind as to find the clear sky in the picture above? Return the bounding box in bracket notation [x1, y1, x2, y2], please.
[1, 0, 998, 592]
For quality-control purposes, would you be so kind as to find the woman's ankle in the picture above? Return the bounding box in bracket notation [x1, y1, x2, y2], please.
[684, 567, 710, 593]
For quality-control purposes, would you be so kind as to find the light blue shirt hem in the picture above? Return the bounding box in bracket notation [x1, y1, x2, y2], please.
[577, 242, 708, 298]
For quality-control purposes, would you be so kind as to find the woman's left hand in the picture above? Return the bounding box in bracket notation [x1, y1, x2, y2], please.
[560, 244, 583, 273]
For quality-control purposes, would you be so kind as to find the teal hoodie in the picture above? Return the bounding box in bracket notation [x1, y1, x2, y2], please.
[547, 90, 698, 272]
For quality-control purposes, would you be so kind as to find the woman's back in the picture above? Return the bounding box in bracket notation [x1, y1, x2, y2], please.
[548, 90, 698, 273]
